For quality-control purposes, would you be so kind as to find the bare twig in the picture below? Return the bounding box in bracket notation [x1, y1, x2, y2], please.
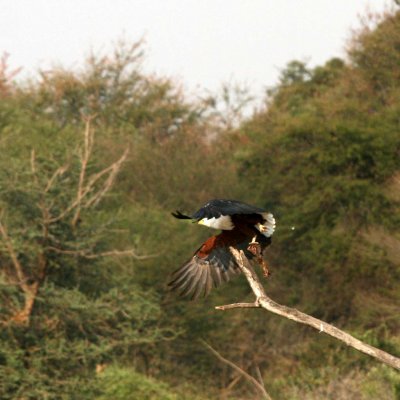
[72, 117, 94, 227]
[46, 246, 158, 260]
[254, 364, 265, 389]
[44, 164, 69, 193]
[84, 148, 129, 208]
[30, 149, 36, 175]
[201, 340, 272, 400]
[83, 249, 157, 260]
[224, 375, 243, 395]
[216, 247, 400, 371]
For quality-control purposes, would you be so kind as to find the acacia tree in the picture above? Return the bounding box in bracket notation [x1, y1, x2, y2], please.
[0, 116, 174, 398]
[0, 117, 131, 326]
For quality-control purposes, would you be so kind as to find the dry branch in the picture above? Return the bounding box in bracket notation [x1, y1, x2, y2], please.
[0, 220, 40, 325]
[215, 247, 400, 371]
[0, 220, 28, 293]
[46, 246, 158, 260]
[72, 117, 94, 227]
[201, 340, 272, 400]
[49, 118, 129, 225]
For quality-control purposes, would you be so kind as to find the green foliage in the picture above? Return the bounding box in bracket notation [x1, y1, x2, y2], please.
[96, 366, 177, 400]
[269, 363, 400, 400]
[0, 288, 168, 399]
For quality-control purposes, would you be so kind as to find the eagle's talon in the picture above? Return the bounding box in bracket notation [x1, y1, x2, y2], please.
[247, 242, 260, 256]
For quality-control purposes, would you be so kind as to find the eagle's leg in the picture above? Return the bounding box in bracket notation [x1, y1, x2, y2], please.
[247, 241, 270, 278]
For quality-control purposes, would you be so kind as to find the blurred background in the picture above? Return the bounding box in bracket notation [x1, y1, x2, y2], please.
[0, 1, 399, 399]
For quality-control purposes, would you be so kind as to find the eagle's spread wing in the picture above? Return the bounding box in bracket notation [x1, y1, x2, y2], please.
[169, 199, 275, 299]
[168, 231, 271, 300]
[168, 244, 240, 300]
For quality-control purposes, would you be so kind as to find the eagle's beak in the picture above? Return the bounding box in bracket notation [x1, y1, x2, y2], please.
[198, 219, 205, 225]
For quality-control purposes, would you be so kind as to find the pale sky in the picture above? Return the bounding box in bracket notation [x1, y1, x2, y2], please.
[0, 0, 392, 98]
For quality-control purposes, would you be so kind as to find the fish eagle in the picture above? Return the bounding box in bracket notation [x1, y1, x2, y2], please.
[169, 199, 275, 299]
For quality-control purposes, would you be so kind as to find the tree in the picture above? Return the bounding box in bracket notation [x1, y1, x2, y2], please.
[0, 117, 173, 398]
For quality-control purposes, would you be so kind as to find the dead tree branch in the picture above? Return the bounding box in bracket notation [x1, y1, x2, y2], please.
[49, 118, 129, 225]
[72, 116, 94, 227]
[201, 340, 272, 400]
[0, 220, 27, 292]
[215, 247, 400, 371]
[0, 220, 39, 325]
[46, 246, 158, 260]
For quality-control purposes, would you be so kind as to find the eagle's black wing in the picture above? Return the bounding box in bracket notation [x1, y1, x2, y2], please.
[172, 199, 267, 221]
[193, 199, 266, 220]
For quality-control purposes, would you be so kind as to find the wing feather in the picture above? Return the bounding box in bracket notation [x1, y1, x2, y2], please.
[176, 262, 203, 297]
[210, 263, 222, 287]
[168, 242, 241, 300]
[204, 267, 213, 297]
[171, 210, 193, 220]
[191, 266, 208, 300]
[168, 260, 197, 287]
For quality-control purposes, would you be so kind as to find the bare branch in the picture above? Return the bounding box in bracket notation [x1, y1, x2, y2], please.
[216, 247, 400, 371]
[215, 302, 260, 311]
[201, 340, 272, 400]
[0, 220, 41, 326]
[30, 149, 36, 175]
[254, 364, 265, 390]
[84, 148, 129, 208]
[224, 375, 243, 394]
[83, 249, 157, 260]
[48, 195, 85, 224]
[44, 163, 69, 193]
[10, 282, 39, 326]
[46, 246, 158, 260]
[49, 120, 129, 225]
[72, 117, 94, 227]
[0, 220, 29, 293]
